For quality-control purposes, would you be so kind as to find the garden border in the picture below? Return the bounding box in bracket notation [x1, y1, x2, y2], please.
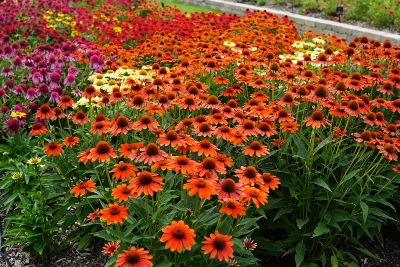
[178, 0, 400, 44]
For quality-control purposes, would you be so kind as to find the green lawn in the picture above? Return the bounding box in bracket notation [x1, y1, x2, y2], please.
[152, 0, 220, 13]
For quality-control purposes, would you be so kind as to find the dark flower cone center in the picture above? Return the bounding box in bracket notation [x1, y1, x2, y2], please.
[153, 78, 163, 86]
[184, 97, 195, 105]
[158, 95, 168, 103]
[311, 111, 324, 121]
[195, 179, 206, 188]
[140, 116, 151, 125]
[212, 236, 227, 250]
[207, 96, 219, 105]
[76, 112, 86, 120]
[126, 250, 141, 264]
[199, 140, 211, 149]
[199, 123, 211, 133]
[384, 144, 395, 154]
[366, 112, 376, 121]
[387, 124, 397, 132]
[32, 123, 43, 130]
[261, 174, 272, 183]
[258, 123, 271, 131]
[188, 86, 199, 95]
[116, 116, 129, 128]
[118, 163, 128, 171]
[249, 142, 262, 151]
[226, 201, 237, 209]
[95, 122, 105, 129]
[278, 109, 289, 118]
[172, 228, 185, 239]
[202, 158, 217, 170]
[314, 85, 328, 97]
[145, 143, 159, 156]
[243, 121, 255, 130]
[282, 93, 293, 103]
[109, 207, 121, 215]
[361, 131, 372, 141]
[133, 95, 144, 105]
[347, 100, 359, 111]
[40, 105, 51, 113]
[244, 166, 257, 178]
[121, 187, 131, 194]
[49, 143, 58, 149]
[138, 172, 153, 185]
[221, 178, 236, 193]
[176, 157, 189, 166]
[166, 130, 178, 140]
[96, 142, 111, 154]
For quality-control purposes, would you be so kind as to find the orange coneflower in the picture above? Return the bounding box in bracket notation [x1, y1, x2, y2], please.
[115, 246, 153, 267]
[82, 85, 100, 99]
[378, 143, 399, 162]
[62, 136, 80, 147]
[102, 241, 120, 255]
[129, 171, 164, 196]
[280, 121, 300, 133]
[258, 121, 277, 137]
[219, 199, 246, 218]
[207, 112, 228, 125]
[119, 142, 144, 158]
[304, 110, 330, 128]
[77, 148, 91, 164]
[160, 220, 196, 253]
[197, 157, 227, 179]
[235, 166, 262, 186]
[215, 178, 245, 201]
[53, 107, 66, 119]
[201, 95, 222, 109]
[29, 122, 47, 136]
[243, 186, 268, 208]
[157, 130, 186, 148]
[243, 141, 269, 157]
[228, 131, 248, 146]
[110, 115, 134, 136]
[192, 122, 215, 137]
[183, 177, 216, 200]
[177, 95, 200, 111]
[44, 141, 63, 156]
[135, 143, 167, 165]
[175, 118, 193, 132]
[70, 111, 90, 125]
[236, 119, 261, 136]
[90, 121, 110, 135]
[70, 180, 96, 197]
[100, 203, 128, 225]
[58, 95, 75, 109]
[166, 155, 198, 174]
[202, 231, 234, 262]
[215, 153, 233, 168]
[213, 76, 229, 85]
[214, 125, 233, 141]
[36, 104, 56, 120]
[190, 139, 219, 157]
[260, 172, 280, 190]
[110, 161, 138, 181]
[87, 209, 101, 222]
[111, 184, 137, 202]
[133, 115, 159, 131]
[87, 141, 118, 162]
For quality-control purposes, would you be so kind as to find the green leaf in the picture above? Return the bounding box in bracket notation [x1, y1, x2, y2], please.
[293, 134, 308, 160]
[341, 169, 362, 185]
[93, 231, 114, 241]
[330, 255, 339, 267]
[273, 207, 292, 221]
[156, 260, 173, 267]
[296, 218, 309, 230]
[77, 234, 93, 250]
[295, 240, 305, 267]
[313, 137, 331, 155]
[312, 222, 330, 238]
[311, 178, 331, 192]
[360, 201, 369, 224]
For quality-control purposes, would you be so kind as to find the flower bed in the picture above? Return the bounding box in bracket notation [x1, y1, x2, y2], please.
[0, 0, 400, 266]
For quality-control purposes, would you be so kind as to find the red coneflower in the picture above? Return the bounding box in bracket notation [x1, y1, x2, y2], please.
[58, 95, 75, 109]
[62, 136, 80, 147]
[115, 246, 153, 267]
[87, 141, 118, 162]
[214, 178, 245, 201]
[29, 122, 47, 136]
[243, 186, 268, 208]
[70, 111, 90, 125]
[190, 139, 219, 157]
[304, 110, 330, 128]
[111, 184, 137, 202]
[44, 141, 63, 156]
[236, 119, 261, 136]
[133, 115, 159, 131]
[243, 141, 269, 157]
[192, 122, 215, 137]
[53, 107, 66, 119]
[258, 121, 277, 137]
[228, 131, 248, 146]
[102, 241, 120, 255]
[215, 153, 233, 168]
[202, 231, 234, 262]
[219, 199, 246, 218]
[157, 130, 186, 148]
[260, 172, 280, 190]
[110, 161, 138, 181]
[70, 180, 96, 197]
[36, 104, 56, 120]
[100, 203, 128, 225]
[110, 115, 134, 136]
[82, 85, 100, 99]
[183, 177, 216, 200]
[280, 121, 300, 133]
[129, 171, 164, 196]
[119, 142, 144, 158]
[197, 157, 227, 179]
[136, 143, 167, 165]
[235, 166, 262, 186]
[378, 143, 399, 162]
[90, 121, 110, 135]
[166, 155, 198, 174]
[160, 220, 196, 253]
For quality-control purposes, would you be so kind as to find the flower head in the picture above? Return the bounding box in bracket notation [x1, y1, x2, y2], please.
[160, 220, 196, 253]
[100, 203, 128, 225]
[202, 231, 234, 262]
[115, 246, 153, 267]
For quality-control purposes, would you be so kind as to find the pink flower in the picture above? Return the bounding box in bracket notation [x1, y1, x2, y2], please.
[63, 74, 75, 86]
[25, 88, 37, 100]
[32, 72, 43, 84]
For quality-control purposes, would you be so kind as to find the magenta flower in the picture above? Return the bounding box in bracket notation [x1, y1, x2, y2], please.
[89, 55, 104, 70]
[49, 70, 61, 89]
[25, 88, 37, 100]
[49, 91, 61, 103]
[63, 74, 75, 86]
[0, 88, 9, 102]
[32, 72, 43, 84]
[67, 66, 77, 77]
[3, 118, 20, 135]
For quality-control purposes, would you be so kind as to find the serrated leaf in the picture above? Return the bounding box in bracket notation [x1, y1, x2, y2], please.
[360, 201, 369, 224]
[311, 178, 331, 192]
[295, 240, 305, 267]
[296, 218, 309, 230]
[312, 222, 330, 238]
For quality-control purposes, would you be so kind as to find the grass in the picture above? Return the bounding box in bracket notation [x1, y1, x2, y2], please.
[152, 0, 220, 13]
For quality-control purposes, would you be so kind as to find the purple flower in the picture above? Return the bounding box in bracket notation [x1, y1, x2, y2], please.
[49, 70, 61, 89]
[67, 66, 77, 77]
[0, 88, 9, 102]
[305, 9, 311, 15]
[72, 88, 82, 97]
[32, 72, 43, 84]
[25, 88, 37, 100]
[89, 55, 104, 70]
[3, 118, 20, 135]
[1, 106, 9, 114]
[11, 57, 22, 68]
[37, 83, 50, 97]
[49, 91, 61, 103]
[63, 74, 75, 86]
[4, 80, 14, 90]
[27, 102, 38, 113]
[0, 67, 13, 78]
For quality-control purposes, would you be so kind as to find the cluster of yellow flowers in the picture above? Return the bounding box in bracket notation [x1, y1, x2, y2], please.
[43, 10, 78, 37]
